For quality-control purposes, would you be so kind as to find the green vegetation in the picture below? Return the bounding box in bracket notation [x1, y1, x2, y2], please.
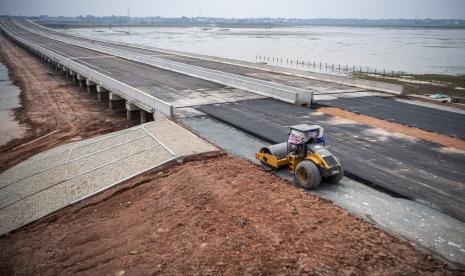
[354, 72, 465, 98]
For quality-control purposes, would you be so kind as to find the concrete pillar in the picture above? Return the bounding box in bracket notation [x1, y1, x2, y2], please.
[87, 85, 95, 94]
[77, 75, 86, 89]
[109, 92, 122, 109]
[96, 85, 107, 102]
[97, 92, 103, 101]
[86, 80, 96, 94]
[140, 110, 148, 123]
[126, 102, 140, 121]
[69, 70, 76, 83]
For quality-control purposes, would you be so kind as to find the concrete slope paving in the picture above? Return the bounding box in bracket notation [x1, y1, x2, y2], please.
[198, 99, 465, 222]
[0, 119, 217, 235]
[316, 96, 465, 139]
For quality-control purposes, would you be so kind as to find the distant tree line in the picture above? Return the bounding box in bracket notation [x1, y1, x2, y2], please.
[2, 15, 465, 27]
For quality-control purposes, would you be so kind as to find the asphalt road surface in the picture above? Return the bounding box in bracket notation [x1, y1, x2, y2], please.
[317, 96, 465, 139]
[198, 99, 465, 222]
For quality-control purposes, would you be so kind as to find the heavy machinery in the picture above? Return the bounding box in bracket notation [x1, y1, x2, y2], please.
[255, 124, 343, 189]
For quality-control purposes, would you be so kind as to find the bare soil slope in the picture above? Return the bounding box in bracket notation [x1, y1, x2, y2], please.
[0, 156, 460, 275]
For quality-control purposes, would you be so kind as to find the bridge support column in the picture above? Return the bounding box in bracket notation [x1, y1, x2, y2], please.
[86, 79, 96, 94]
[96, 85, 108, 102]
[77, 74, 86, 89]
[126, 102, 140, 121]
[64, 67, 70, 78]
[140, 110, 149, 123]
[109, 92, 123, 109]
[62, 66, 68, 77]
[69, 70, 76, 83]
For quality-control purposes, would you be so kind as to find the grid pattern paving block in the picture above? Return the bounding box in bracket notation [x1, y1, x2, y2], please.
[0, 121, 218, 235]
[144, 119, 218, 156]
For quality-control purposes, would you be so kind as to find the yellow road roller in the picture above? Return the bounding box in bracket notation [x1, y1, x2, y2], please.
[255, 124, 343, 189]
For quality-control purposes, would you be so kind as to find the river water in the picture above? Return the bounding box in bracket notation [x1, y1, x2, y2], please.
[0, 62, 25, 146]
[60, 25, 465, 75]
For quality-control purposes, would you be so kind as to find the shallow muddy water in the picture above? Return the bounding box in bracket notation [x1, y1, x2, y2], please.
[61, 25, 465, 75]
[0, 62, 25, 146]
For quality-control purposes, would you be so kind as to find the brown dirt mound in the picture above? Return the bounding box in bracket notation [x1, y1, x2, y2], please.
[0, 34, 136, 173]
[0, 156, 460, 275]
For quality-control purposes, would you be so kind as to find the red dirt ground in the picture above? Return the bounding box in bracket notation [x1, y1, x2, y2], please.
[0, 156, 461, 275]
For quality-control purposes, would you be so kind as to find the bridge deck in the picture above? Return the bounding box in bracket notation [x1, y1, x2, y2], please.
[2, 20, 263, 107]
[19, 19, 376, 96]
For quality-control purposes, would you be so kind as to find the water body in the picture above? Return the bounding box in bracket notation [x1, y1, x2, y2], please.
[0, 62, 25, 146]
[61, 26, 465, 75]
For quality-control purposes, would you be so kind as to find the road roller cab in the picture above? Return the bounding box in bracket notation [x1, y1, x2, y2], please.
[255, 124, 343, 189]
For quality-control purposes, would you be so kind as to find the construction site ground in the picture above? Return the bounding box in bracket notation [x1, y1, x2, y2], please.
[0, 156, 461, 275]
[198, 99, 465, 222]
[0, 32, 464, 274]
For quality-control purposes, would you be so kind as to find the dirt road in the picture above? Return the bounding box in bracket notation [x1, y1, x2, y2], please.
[0, 34, 136, 173]
[0, 156, 460, 275]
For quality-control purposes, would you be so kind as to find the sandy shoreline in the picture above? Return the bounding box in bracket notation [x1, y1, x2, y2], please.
[0, 61, 25, 146]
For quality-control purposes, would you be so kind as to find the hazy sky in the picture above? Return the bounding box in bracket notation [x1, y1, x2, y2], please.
[1, 0, 465, 19]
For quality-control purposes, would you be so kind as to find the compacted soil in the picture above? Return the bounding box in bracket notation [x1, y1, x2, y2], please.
[0, 156, 461, 275]
[0, 34, 136, 173]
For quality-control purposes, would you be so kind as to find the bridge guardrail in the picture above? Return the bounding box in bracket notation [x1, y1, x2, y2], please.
[1, 23, 174, 117]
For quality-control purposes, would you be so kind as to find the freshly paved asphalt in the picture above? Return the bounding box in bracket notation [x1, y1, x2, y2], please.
[198, 99, 465, 222]
[317, 96, 465, 139]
